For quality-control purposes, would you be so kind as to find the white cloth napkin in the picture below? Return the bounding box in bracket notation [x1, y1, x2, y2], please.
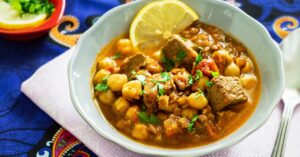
[21, 46, 300, 157]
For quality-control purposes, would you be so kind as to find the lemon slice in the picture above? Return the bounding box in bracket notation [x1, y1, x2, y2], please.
[130, 0, 199, 53]
[0, 0, 47, 30]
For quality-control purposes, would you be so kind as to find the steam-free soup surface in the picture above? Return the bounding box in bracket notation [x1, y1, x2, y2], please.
[92, 21, 261, 148]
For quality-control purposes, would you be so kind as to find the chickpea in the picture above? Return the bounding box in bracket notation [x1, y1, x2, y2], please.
[93, 69, 111, 84]
[189, 27, 199, 34]
[125, 106, 139, 122]
[196, 76, 209, 90]
[212, 49, 233, 64]
[116, 38, 133, 55]
[113, 97, 130, 115]
[241, 60, 254, 73]
[132, 123, 149, 140]
[177, 96, 187, 106]
[152, 50, 162, 61]
[97, 57, 116, 70]
[240, 74, 257, 90]
[225, 62, 240, 76]
[187, 93, 208, 110]
[107, 74, 128, 91]
[235, 57, 247, 68]
[145, 59, 162, 74]
[98, 90, 116, 105]
[164, 117, 180, 136]
[158, 96, 174, 112]
[181, 108, 198, 120]
[122, 80, 142, 101]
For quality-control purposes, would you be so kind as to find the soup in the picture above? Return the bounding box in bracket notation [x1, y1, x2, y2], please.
[91, 21, 261, 148]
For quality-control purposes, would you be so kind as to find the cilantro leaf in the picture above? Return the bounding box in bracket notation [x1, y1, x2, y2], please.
[136, 75, 146, 85]
[161, 55, 175, 72]
[187, 115, 199, 132]
[160, 72, 170, 82]
[111, 53, 121, 60]
[95, 83, 109, 92]
[94, 75, 110, 92]
[194, 53, 202, 65]
[138, 112, 160, 125]
[157, 83, 165, 96]
[176, 50, 187, 61]
[194, 70, 203, 81]
[206, 81, 214, 87]
[6, 0, 55, 16]
[188, 75, 193, 86]
[211, 71, 220, 77]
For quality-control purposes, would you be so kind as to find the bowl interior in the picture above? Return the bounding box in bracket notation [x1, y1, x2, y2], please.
[0, 0, 65, 34]
[69, 0, 284, 156]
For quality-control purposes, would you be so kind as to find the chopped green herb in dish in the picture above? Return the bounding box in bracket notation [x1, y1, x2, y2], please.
[138, 111, 160, 125]
[5, 0, 55, 16]
[187, 115, 199, 132]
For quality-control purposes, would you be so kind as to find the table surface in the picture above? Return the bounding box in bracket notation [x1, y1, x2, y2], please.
[0, 0, 299, 156]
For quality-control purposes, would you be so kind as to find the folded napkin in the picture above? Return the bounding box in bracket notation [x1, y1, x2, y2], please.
[21, 46, 300, 157]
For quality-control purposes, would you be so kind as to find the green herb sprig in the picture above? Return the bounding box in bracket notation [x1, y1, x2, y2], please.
[6, 0, 55, 16]
[187, 115, 199, 132]
[95, 75, 110, 92]
[138, 111, 160, 125]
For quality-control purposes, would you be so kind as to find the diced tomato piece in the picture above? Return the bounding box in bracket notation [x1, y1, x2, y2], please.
[196, 59, 219, 77]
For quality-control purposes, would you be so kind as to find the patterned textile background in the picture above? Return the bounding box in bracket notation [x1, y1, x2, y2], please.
[0, 0, 299, 156]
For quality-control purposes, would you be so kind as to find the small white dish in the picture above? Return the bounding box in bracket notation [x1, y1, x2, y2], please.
[68, 0, 285, 156]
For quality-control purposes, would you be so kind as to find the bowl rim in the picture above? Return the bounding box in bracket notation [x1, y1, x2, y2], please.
[68, 0, 285, 156]
[0, 0, 66, 35]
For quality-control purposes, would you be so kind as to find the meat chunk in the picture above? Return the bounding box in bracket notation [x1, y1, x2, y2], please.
[171, 68, 190, 91]
[162, 35, 198, 70]
[206, 76, 247, 111]
[120, 54, 146, 76]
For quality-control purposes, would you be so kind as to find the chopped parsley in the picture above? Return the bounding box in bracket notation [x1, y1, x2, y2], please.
[161, 55, 175, 72]
[140, 90, 146, 96]
[111, 53, 121, 60]
[160, 72, 170, 82]
[95, 83, 109, 92]
[138, 112, 160, 125]
[206, 81, 214, 87]
[194, 70, 203, 81]
[195, 89, 204, 98]
[6, 0, 55, 16]
[188, 75, 193, 86]
[136, 75, 146, 85]
[187, 115, 199, 132]
[211, 71, 220, 77]
[176, 50, 187, 61]
[194, 53, 203, 65]
[157, 83, 165, 96]
[94, 75, 110, 92]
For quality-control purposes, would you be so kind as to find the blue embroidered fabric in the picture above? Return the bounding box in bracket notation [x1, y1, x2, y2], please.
[0, 0, 299, 156]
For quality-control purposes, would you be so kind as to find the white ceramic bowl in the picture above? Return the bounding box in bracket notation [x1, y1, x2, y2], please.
[68, 0, 285, 156]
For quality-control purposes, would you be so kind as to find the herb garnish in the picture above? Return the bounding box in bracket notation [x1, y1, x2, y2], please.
[5, 0, 55, 16]
[140, 90, 146, 96]
[138, 111, 160, 125]
[111, 53, 121, 60]
[176, 50, 187, 61]
[136, 75, 146, 85]
[188, 75, 193, 86]
[187, 115, 199, 132]
[161, 55, 175, 72]
[157, 83, 165, 96]
[194, 53, 203, 65]
[160, 72, 170, 82]
[94, 75, 110, 92]
[194, 70, 203, 81]
[211, 71, 220, 77]
[206, 81, 214, 87]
